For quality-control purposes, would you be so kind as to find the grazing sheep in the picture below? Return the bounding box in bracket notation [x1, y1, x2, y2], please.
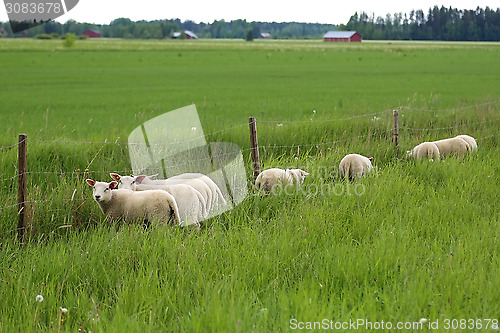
[86, 179, 179, 226]
[455, 134, 477, 151]
[432, 137, 470, 157]
[406, 142, 440, 161]
[339, 154, 373, 181]
[255, 168, 309, 194]
[110, 174, 206, 227]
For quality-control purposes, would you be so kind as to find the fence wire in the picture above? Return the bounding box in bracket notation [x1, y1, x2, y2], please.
[1, 100, 499, 225]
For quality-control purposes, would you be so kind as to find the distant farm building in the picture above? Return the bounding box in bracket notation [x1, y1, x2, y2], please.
[323, 31, 362, 42]
[82, 29, 101, 38]
[260, 33, 272, 39]
[172, 30, 198, 39]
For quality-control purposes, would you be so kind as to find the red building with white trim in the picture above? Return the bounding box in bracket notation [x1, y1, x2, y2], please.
[323, 31, 362, 42]
[83, 29, 101, 38]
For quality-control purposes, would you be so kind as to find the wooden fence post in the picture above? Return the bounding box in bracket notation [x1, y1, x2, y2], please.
[248, 117, 261, 180]
[393, 110, 399, 156]
[17, 133, 27, 241]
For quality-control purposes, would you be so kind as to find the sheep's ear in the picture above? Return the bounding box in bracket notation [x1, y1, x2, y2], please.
[301, 170, 310, 176]
[86, 179, 95, 187]
[109, 181, 118, 190]
[110, 173, 121, 181]
[135, 175, 146, 184]
[369, 157, 374, 163]
[149, 173, 158, 180]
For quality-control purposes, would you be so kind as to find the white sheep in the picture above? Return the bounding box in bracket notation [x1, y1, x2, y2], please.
[432, 137, 470, 157]
[86, 179, 180, 226]
[255, 168, 309, 194]
[141, 173, 226, 214]
[406, 142, 440, 161]
[455, 134, 477, 151]
[338, 154, 373, 180]
[109, 173, 137, 189]
[111, 172, 227, 218]
[110, 174, 206, 227]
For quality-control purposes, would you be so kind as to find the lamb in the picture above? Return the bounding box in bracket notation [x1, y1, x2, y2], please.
[455, 134, 477, 151]
[406, 142, 440, 161]
[110, 174, 207, 227]
[86, 179, 180, 226]
[255, 168, 309, 194]
[338, 154, 373, 181]
[432, 137, 470, 157]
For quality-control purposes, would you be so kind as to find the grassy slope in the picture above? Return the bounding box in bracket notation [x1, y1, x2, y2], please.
[0, 39, 499, 332]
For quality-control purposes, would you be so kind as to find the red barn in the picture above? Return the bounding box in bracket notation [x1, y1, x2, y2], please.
[83, 29, 101, 38]
[323, 31, 362, 42]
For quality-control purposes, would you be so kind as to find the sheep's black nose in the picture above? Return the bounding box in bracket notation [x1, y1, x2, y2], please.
[94, 195, 101, 201]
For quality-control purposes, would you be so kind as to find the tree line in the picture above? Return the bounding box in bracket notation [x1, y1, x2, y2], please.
[0, 6, 499, 41]
[342, 6, 500, 41]
[0, 18, 336, 39]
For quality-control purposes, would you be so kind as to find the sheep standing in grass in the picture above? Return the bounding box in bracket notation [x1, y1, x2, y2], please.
[166, 172, 227, 210]
[407, 142, 440, 161]
[86, 179, 179, 226]
[339, 154, 373, 181]
[432, 137, 470, 157]
[455, 134, 477, 151]
[111, 172, 226, 218]
[110, 174, 206, 227]
[255, 168, 309, 194]
[140, 173, 227, 213]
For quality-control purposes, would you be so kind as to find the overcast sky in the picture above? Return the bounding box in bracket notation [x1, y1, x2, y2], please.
[1, 0, 499, 25]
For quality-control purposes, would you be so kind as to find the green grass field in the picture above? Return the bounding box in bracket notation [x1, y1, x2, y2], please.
[0, 38, 499, 332]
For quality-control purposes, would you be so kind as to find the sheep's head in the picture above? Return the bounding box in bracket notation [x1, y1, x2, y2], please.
[136, 174, 157, 184]
[110, 173, 137, 190]
[286, 168, 309, 184]
[86, 179, 117, 203]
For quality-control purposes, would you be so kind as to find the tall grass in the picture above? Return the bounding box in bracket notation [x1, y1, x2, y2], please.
[0, 39, 499, 331]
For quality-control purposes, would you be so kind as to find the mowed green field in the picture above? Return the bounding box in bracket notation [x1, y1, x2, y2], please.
[0, 38, 499, 332]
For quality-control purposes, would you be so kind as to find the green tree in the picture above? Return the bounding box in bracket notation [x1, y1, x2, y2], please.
[245, 30, 254, 41]
[62, 33, 75, 47]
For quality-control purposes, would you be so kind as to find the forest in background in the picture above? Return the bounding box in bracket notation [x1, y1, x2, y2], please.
[343, 6, 500, 41]
[0, 6, 499, 41]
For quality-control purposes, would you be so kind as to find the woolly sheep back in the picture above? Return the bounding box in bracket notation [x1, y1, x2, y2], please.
[339, 154, 373, 180]
[408, 142, 440, 161]
[432, 137, 470, 157]
[455, 134, 477, 151]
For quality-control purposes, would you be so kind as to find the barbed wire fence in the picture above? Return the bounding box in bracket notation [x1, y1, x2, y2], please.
[1, 100, 499, 238]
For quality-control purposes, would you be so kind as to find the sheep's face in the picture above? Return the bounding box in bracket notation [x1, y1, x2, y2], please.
[110, 173, 136, 190]
[87, 180, 116, 203]
[117, 176, 136, 190]
[286, 169, 309, 184]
